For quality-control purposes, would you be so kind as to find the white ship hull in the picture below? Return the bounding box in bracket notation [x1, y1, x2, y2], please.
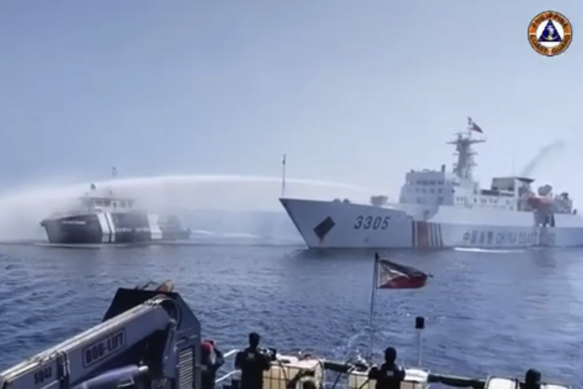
[280, 198, 583, 249]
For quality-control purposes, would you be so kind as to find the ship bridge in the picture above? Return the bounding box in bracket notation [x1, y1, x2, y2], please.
[491, 176, 533, 190]
[78, 168, 137, 213]
[80, 183, 136, 213]
[81, 195, 135, 212]
[399, 165, 456, 206]
[487, 176, 533, 197]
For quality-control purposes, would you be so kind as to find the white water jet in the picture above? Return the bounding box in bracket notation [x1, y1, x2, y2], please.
[0, 174, 381, 241]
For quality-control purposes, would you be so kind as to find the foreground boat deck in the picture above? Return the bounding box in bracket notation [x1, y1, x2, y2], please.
[214, 349, 569, 389]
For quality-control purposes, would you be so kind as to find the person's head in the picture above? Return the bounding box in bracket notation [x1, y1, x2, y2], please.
[384, 347, 397, 364]
[303, 381, 317, 389]
[249, 332, 260, 348]
[525, 369, 541, 388]
[201, 341, 213, 358]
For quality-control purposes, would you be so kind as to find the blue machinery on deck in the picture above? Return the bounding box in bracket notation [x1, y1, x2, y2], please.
[0, 285, 202, 389]
[0, 285, 571, 389]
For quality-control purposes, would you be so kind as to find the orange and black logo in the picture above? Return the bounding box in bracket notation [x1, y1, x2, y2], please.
[528, 11, 572, 57]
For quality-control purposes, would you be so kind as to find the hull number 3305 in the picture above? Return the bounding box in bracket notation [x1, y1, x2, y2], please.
[354, 216, 390, 230]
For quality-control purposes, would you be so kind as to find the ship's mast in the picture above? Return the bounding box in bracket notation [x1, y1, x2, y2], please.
[107, 166, 118, 196]
[447, 117, 485, 181]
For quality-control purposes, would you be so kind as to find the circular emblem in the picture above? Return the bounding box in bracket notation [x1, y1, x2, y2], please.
[528, 11, 572, 56]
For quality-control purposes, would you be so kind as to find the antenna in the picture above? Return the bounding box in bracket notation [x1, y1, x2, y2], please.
[447, 118, 485, 180]
[415, 316, 425, 366]
[281, 154, 286, 197]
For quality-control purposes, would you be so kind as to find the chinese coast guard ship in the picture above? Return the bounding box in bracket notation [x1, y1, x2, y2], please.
[280, 119, 583, 249]
[40, 183, 191, 244]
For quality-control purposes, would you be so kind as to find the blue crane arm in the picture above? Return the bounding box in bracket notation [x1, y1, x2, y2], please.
[0, 288, 202, 389]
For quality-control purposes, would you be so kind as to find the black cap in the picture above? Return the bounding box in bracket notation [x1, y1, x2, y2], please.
[249, 332, 260, 345]
[525, 369, 541, 385]
[384, 347, 397, 362]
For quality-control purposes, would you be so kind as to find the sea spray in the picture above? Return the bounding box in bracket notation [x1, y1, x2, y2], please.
[0, 174, 382, 241]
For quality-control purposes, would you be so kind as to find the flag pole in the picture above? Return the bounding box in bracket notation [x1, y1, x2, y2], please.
[367, 252, 379, 363]
[281, 154, 286, 197]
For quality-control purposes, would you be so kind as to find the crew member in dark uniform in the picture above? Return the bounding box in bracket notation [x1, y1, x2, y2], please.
[235, 332, 272, 389]
[367, 347, 406, 389]
[523, 369, 542, 389]
[201, 340, 225, 389]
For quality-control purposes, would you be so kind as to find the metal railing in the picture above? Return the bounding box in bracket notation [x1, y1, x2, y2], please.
[215, 349, 241, 385]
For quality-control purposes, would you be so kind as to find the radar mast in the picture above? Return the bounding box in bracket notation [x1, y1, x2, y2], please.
[447, 117, 485, 181]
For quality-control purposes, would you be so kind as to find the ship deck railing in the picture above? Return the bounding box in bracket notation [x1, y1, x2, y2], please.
[214, 349, 570, 389]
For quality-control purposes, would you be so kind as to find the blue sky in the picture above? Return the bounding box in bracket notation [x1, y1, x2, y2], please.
[1, 1, 582, 200]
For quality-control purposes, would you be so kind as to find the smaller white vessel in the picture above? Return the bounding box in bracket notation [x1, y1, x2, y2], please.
[40, 182, 190, 244]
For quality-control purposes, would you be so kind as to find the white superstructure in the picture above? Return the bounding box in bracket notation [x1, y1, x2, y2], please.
[280, 118, 583, 249]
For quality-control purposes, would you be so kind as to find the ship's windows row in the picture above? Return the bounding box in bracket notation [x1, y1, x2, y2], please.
[457, 196, 518, 209]
[414, 180, 445, 185]
[92, 199, 133, 208]
[415, 196, 445, 204]
[414, 188, 443, 194]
